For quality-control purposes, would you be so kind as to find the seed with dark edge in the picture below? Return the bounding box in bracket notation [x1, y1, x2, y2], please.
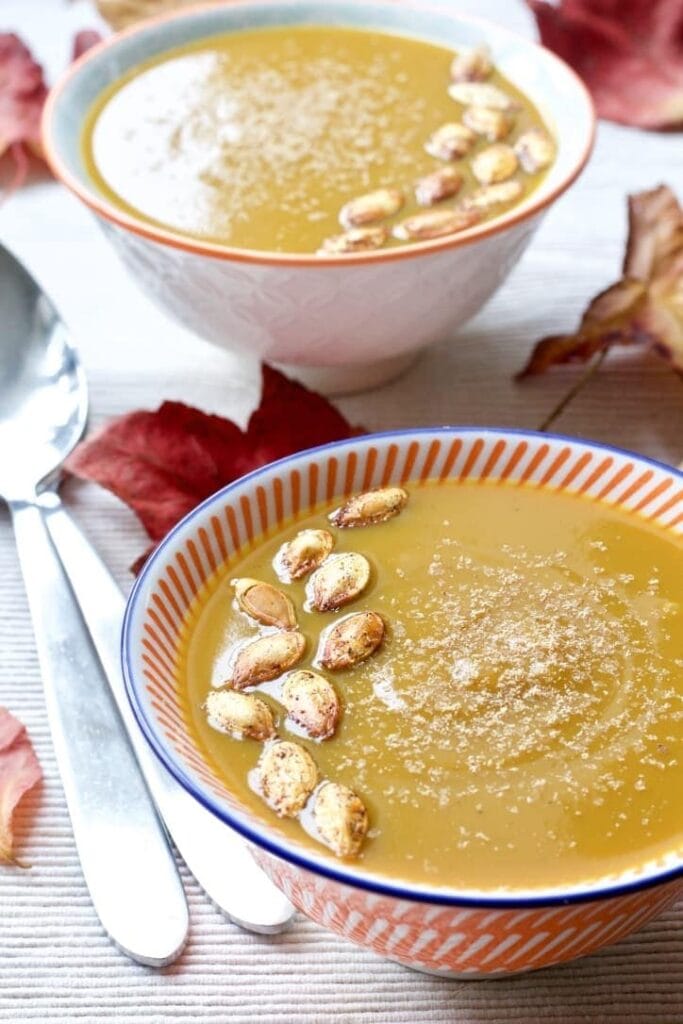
[424, 122, 476, 161]
[275, 528, 335, 581]
[448, 82, 518, 111]
[256, 741, 318, 817]
[314, 782, 369, 857]
[471, 143, 518, 185]
[450, 45, 492, 83]
[308, 552, 371, 612]
[514, 129, 555, 173]
[205, 690, 275, 741]
[329, 487, 408, 528]
[339, 188, 404, 228]
[462, 105, 512, 142]
[461, 180, 523, 212]
[232, 632, 306, 690]
[281, 670, 340, 740]
[393, 207, 481, 242]
[233, 578, 296, 629]
[415, 166, 463, 207]
[317, 226, 388, 255]
[318, 611, 385, 671]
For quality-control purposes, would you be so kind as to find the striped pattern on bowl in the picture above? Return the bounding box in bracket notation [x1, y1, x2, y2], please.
[123, 428, 683, 977]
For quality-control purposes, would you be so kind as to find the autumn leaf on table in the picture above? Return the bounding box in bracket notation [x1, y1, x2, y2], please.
[518, 184, 683, 377]
[527, 0, 683, 130]
[0, 708, 41, 865]
[0, 29, 101, 194]
[65, 365, 360, 572]
[0, 34, 47, 191]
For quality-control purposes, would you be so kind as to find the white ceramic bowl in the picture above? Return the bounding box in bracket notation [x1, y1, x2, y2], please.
[44, 1, 595, 393]
[122, 428, 683, 978]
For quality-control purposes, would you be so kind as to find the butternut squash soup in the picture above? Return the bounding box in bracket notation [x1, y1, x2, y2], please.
[82, 26, 555, 255]
[183, 481, 683, 892]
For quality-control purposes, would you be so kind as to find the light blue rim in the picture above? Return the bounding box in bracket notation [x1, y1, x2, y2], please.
[122, 427, 683, 909]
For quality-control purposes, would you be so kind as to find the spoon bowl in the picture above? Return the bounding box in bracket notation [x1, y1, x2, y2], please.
[0, 246, 86, 501]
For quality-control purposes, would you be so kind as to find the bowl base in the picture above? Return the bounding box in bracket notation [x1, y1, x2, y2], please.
[275, 350, 418, 396]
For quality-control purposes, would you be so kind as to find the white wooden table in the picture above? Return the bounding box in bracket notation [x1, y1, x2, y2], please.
[2, 2, 683, 1021]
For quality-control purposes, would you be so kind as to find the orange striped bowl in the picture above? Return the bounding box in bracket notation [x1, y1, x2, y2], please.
[122, 428, 683, 977]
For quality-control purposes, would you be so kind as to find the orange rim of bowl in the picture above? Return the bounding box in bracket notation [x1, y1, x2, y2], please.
[42, 0, 597, 269]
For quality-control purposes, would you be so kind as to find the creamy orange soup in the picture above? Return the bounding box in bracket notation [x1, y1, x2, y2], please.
[83, 26, 554, 254]
[181, 481, 683, 892]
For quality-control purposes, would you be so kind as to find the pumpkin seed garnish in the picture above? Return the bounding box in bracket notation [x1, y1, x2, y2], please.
[318, 611, 385, 671]
[317, 226, 388, 255]
[339, 188, 404, 229]
[462, 180, 523, 212]
[313, 782, 369, 858]
[330, 487, 409, 528]
[415, 166, 463, 207]
[448, 82, 518, 110]
[471, 143, 518, 185]
[231, 632, 306, 690]
[308, 552, 371, 612]
[462, 105, 512, 141]
[255, 741, 318, 817]
[450, 45, 492, 84]
[233, 577, 296, 629]
[205, 690, 275, 741]
[393, 207, 481, 241]
[514, 129, 555, 173]
[281, 670, 340, 739]
[275, 528, 335, 581]
[424, 121, 476, 161]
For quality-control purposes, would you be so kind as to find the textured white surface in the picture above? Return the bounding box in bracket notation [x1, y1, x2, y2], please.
[1, 1, 683, 1022]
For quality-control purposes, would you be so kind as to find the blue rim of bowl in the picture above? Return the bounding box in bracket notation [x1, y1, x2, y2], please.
[122, 426, 683, 908]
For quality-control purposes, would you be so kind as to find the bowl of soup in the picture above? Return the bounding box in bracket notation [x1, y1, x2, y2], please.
[122, 427, 683, 977]
[43, 1, 595, 394]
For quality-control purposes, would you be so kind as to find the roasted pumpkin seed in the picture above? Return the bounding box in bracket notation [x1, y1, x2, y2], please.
[424, 121, 475, 161]
[255, 741, 318, 817]
[330, 487, 409, 528]
[448, 81, 518, 110]
[314, 782, 369, 858]
[233, 578, 296, 629]
[339, 188, 404, 228]
[393, 207, 480, 241]
[317, 226, 388, 255]
[462, 105, 512, 141]
[471, 143, 518, 185]
[308, 552, 371, 612]
[514, 128, 555, 173]
[232, 631, 306, 690]
[318, 611, 385, 671]
[415, 166, 463, 207]
[450, 45, 492, 83]
[205, 690, 275, 741]
[462, 180, 523, 212]
[275, 528, 335, 581]
[281, 670, 340, 739]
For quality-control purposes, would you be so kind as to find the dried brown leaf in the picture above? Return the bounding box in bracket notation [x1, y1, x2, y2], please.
[518, 186, 683, 377]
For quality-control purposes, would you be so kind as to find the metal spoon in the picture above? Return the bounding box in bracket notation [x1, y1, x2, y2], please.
[0, 244, 295, 947]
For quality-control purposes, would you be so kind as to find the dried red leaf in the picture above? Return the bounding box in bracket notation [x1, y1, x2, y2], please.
[518, 185, 683, 377]
[72, 30, 103, 62]
[0, 708, 41, 864]
[0, 29, 103, 195]
[527, 0, 683, 129]
[0, 33, 47, 191]
[66, 365, 359, 569]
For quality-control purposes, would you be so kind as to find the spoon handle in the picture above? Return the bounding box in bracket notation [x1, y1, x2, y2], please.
[40, 492, 295, 935]
[9, 499, 189, 966]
